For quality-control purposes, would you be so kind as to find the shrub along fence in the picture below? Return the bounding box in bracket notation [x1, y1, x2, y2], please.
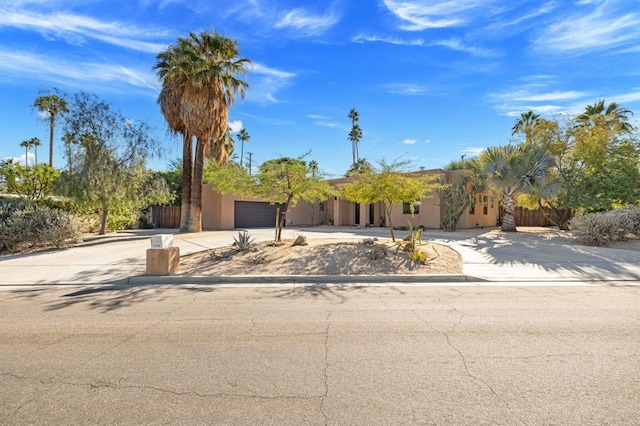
[152, 205, 181, 228]
[500, 206, 573, 227]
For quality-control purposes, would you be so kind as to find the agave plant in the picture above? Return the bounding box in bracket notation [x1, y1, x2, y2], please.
[232, 231, 255, 252]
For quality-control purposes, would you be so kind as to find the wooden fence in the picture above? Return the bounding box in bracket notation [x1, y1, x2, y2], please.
[152, 205, 181, 228]
[500, 207, 573, 227]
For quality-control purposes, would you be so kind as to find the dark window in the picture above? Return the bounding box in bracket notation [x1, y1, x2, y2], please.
[403, 202, 419, 214]
[469, 196, 475, 215]
[483, 195, 488, 215]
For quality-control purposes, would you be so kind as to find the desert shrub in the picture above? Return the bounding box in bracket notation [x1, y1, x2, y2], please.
[232, 231, 255, 252]
[0, 198, 83, 254]
[572, 208, 638, 246]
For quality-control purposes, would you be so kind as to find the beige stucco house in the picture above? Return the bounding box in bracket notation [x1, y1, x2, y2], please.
[201, 168, 499, 230]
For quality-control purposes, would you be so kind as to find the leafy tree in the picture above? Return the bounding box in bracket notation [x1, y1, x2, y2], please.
[205, 156, 334, 242]
[345, 158, 374, 177]
[156, 159, 183, 206]
[340, 159, 439, 241]
[155, 31, 250, 233]
[236, 128, 250, 168]
[0, 163, 59, 201]
[62, 92, 171, 234]
[476, 144, 556, 232]
[348, 108, 362, 165]
[256, 157, 334, 242]
[33, 89, 69, 168]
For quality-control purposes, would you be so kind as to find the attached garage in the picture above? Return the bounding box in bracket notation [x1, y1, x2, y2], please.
[234, 201, 285, 228]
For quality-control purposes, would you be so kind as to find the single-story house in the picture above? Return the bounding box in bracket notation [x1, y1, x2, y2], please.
[201, 168, 499, 230]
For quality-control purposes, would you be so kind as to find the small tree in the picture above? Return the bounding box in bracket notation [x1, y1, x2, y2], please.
[0, 164, 59, 201]
[340, 159, 439, 241]
[205, 157, 335, 242]
[62, 92, 171, 234]
[256, 157, 334, 242]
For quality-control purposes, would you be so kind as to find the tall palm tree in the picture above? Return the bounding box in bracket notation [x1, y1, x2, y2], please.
[34, 92, 68, 168]
[348, 108, 361, 164]
[19, 139, 35, 166]
[476, 144, 556, 232]
[155, 31, 250, 232]
[31, 137, 42, 165]
[511, 111, 540, 144]
[576, 100, 634, 134]
[236, 128, 250, 168]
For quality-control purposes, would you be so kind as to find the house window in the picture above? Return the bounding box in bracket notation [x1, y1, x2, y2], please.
[403, 202, 420, 214]
[483, 195, 488, 215]
[469, 196, 475, 215]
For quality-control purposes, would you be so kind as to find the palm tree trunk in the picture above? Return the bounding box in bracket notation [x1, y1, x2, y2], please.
[24, 147, 28, 166]
[240, 142, 244, 168]
[187, 138, 205, 232]
[180, 133, 193, 231]
[49, 115, 55, 168]
[501, 194, 517, 232]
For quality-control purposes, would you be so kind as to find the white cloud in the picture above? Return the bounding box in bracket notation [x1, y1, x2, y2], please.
[536, 2, 640, 53]
[402, 138, 417, 145]
[461, 146, 485, 156]
[351, 33, 424, 46]
[245, 63, 296, 104]
[383, 83, 430, 96]
[0, 8, 171, 53]
[228, 120, 244, 132]
[0, 48, 159, 94]
[274, 7, 339, 37]
[382, 0, 498, 31]
[430, 38, 497, 57]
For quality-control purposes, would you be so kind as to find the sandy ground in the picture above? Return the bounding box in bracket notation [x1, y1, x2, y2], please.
[179, 227, 639, 276]
[180, 237, 462, 275]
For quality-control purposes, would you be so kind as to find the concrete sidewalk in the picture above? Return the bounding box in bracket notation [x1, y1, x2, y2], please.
[0, 226, 639, 286]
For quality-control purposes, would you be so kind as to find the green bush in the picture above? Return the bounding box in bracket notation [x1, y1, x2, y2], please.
[571, 208, 639, 246]
[0, 198, 83, 254]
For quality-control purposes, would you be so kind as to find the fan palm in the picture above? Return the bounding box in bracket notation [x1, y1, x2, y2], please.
[155, 31, 250, 232]
[476, 144, 556, 232]
[236, 128, 250, 168]
[34, 93, 68, 167]
[31, 137, 42, 165]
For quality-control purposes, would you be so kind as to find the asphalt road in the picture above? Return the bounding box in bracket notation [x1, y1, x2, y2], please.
[1, 284, 639, 425]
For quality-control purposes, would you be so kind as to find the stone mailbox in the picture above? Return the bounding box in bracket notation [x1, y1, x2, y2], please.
[146, 234, 179, 276]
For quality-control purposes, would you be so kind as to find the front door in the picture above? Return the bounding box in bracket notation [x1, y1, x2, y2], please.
[354, 202, 360, 225]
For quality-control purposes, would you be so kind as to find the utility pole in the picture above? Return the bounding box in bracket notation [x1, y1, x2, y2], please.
[246, 152, 253, 175]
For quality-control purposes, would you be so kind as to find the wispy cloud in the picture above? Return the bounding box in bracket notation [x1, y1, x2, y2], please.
[274, 7, 339, 37]
[351, 33, 424, 45]
[0, 48, 158, 94]
[430, 38, 498, 57]
[0, 8, 171, 53]
[383, 83, 430, 96]
[536, 2, 640, 53]
[402, 138, 417, 145]
[381, 0, 498, 31]
[246, 63, 296, 104]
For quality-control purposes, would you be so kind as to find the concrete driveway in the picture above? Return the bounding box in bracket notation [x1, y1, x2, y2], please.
[1, 226, 639, 286]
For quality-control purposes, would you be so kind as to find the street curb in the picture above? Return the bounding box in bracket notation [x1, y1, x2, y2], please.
[127, 274, 478, 285]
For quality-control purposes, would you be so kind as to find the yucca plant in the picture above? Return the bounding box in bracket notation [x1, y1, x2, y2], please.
[232, 231, 255, 252]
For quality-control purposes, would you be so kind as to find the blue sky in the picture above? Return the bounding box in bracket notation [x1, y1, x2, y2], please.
[1, 0, 639, 177]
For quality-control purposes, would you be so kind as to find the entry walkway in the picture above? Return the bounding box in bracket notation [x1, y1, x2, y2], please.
[0, 226, 639, 286]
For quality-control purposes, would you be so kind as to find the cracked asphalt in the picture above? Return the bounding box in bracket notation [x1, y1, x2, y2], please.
[1, 284, 639, 425]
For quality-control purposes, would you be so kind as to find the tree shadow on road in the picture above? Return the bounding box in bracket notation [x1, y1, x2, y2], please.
[9, 285, 215, 313]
